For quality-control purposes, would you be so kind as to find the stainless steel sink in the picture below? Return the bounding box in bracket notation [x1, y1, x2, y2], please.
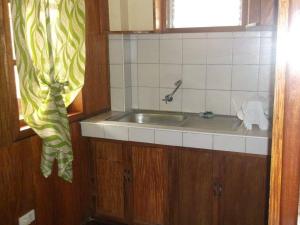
[106, 111, 188, 126]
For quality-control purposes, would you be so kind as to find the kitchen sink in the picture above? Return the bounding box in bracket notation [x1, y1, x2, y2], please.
[106, 111, 188, 126]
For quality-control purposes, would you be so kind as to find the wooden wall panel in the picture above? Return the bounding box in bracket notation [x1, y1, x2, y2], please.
[0, 123, 93, 225]
[83, 0, 110, 115]
[0, 138, 36, 225]
[261, 0, 277, 25]
[0, 0, 19, 147]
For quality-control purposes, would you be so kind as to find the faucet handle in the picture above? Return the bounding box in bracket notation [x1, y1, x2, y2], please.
[174, 79, 182, 86]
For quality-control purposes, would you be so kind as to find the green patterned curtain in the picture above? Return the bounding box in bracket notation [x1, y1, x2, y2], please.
[11, 0, 86, 182]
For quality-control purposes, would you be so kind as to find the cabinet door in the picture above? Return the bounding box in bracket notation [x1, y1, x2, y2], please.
[214, 152, 269, 225]
[131, 145, 170, 225]
[108, 0, 154, 31]
[178, 149, 214, 225]
[93, 141, 126, 220]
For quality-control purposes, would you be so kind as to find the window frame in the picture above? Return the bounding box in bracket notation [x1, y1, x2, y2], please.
[161, 0, 249, 33]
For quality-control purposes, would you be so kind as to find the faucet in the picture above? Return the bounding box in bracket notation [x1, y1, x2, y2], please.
[162, 79, 182, 104]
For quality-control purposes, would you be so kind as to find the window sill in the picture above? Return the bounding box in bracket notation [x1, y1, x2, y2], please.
[16, 111, 85, 140]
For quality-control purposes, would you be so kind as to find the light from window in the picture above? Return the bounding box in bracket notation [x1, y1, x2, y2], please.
[168, 0, 243, 28]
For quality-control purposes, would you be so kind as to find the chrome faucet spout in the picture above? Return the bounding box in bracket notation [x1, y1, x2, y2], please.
[162, 79, 182, 104]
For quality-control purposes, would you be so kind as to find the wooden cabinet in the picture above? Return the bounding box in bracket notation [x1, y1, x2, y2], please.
[178, 149, 214, 225]
[92, 141, 127, 221]
[108, 0, 154, 31]
[131, 145, 170, 225]
[214, 152, 268, 225]
[92, 139, 268, 225]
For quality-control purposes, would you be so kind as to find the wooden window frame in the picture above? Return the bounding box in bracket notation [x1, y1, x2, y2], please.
[1, 0, 85, 139]
[160, 0, 249, 33]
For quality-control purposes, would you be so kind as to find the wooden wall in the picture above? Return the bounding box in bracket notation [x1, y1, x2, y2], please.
[0, 0, 110, 225]
[0, 123, 93, 225]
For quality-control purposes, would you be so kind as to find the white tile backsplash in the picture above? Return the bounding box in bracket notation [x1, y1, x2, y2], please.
[182, 65, 206, 89]
[138, 64, 159, 87]
[160, 88, 182, 111]
[138, 87, 160, 110]
[109, 31, 276, 115]
[233, 38, 260, 64]
[206, 39, 233, 64]
[260, 38, 276, 64]
[160, 64, 182, 88]
[111, 88, 125, 111]
[183, 39, 207, 64]
[182, 89, 205, 113]
[206, 65, 232, 90]
[110, 65, 124, 88]
[160, 39, 183, 64]
[206, 90, 231, 115]
[137, 40, 159, 63]
[259, 65, 275, 92]
[232, 65, 259, 91]
[109, 39, 124, 64]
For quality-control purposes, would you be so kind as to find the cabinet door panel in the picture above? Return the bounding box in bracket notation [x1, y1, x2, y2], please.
[178, 149, 213, 225]
[215, 153, 268, 225]
[132, 146, 168, 225]
[96, 159, 125, 219]
[93, 141, 126, 220]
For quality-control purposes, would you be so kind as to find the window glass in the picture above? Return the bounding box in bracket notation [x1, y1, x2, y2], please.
[168, 0, 243, 28]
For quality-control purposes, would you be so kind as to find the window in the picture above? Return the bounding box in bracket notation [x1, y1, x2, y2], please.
[167, 0, 243, 29]
[5, 1, 83, 122]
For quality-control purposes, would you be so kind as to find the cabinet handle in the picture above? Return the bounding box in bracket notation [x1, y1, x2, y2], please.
[213, 182, 223, 197]
[124, 169, 132, 182]
[218, 184, 223, 196]
[213, 182, 219, 196]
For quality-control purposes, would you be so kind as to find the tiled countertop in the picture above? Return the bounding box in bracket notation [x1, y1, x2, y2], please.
[80, 111, 271, 155]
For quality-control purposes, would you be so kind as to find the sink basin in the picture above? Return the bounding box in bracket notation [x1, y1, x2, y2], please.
[106, 111, 188, 126]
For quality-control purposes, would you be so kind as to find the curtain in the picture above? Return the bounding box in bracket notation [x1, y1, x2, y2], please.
[11, 0, 86, 182]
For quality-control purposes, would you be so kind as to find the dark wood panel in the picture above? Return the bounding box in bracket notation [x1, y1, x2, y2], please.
[131, 145, 169, 225]
[279, 0, 300, 224]
[92, 140, 126, 220]
[54, 123, 93, 225]
[0, 138, 36, 225]
[215, 152, 268, 225]
[0, 0, 19, 147]
[261, 0, 277, 25]
[93, 140, 123, 162]
[96, 159, 125, 219]
[248, 0, 262, 24]
[178, 149, 213, 225]
[83, 0, 110, 116]
[0, 123, 93, 225]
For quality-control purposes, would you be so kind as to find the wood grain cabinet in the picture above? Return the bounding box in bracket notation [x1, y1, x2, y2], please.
[178, 149, 214, 225]
[214, 152, 269, 225]
[91, 140, 268, 225]
[92, 140, 127, 221]
[108, 0, 154, 31]
[131, 145, 172, 225]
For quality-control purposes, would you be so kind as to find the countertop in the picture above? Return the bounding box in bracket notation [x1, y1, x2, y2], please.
[80, 111, 271, 155]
